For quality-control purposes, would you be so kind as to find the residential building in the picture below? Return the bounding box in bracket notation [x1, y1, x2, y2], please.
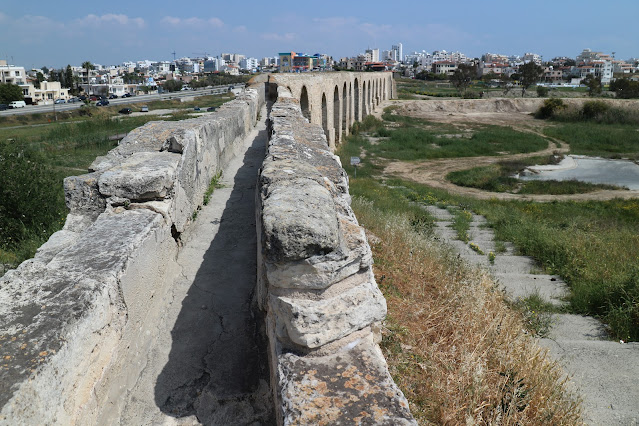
[433, 61, 458, 75]
[21, 81, 70, 104]
[523, 53, 542, 65]
[239, 57, 259, 71]
[0, 61, 26, 85]
[365, 48, 380, 63]
[391, 43, 403, 63]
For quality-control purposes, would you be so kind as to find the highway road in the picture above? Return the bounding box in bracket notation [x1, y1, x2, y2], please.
[0, 84, 245, 117]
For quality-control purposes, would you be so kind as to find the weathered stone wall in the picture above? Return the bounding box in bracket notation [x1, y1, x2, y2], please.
[0, 87, 265, 424]
[257, 80, 415, 424]
[269, 72, 395, 150]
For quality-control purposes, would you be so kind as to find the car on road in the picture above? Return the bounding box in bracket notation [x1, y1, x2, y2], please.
[54, 99, 66, 104]
[108, 94, 118, 99]
[0, 104, 8, 111]
[206, 106, 216, 112]
[96, 99, 109, 106]
[118, 107, 132, 114]
[122, 93, 132, 98]
[8, 101, 26, 108]
[89, 95, 98, 101]
[193, 106, 201, 111]
[140, 105, 149, 112]
[78, 95, 87, 101]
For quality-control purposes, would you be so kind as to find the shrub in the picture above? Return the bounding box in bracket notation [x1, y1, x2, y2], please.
[536, 86, 549, 97]
[535, 98, 565, 119]
[581, 100, 610, 120]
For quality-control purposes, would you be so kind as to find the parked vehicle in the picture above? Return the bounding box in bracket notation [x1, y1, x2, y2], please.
[96, 99, 109, 106]
[78, 95, 87, 101]
[206, 106, 216, 112]
[140, 105, 149, 112]
[118, 107, 132, 114]
[193, 106, 200, 111]
[8, 101, 26, 108]
[122, 93, 132, 98]
[54, 99, 66, 104]
[89, 96, 98, 101]
[0, 104, 8, 111]
[108, 94, 118, 99]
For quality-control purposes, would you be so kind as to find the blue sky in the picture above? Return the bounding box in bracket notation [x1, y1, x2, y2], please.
[1, 0, 637, 68]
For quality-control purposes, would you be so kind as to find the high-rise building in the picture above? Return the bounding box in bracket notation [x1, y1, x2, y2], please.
[392, 43, 403, 63]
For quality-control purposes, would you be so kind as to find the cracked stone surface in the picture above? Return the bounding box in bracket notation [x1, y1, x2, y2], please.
[90, 106, 273, 425]
[426, 204, 639, 425]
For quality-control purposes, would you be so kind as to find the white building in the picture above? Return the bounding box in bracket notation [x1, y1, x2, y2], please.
[239, 57, 259, 71]
[0, 61, 27, 85]
[365, 48, 380, 62]
[392, 43, 403, 63]
[523, 52, 542, 65]
[21, 81, 70, 104]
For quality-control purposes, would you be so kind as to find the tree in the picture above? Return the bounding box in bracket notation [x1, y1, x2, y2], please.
[34, 72, 45, 89]
[609, 78, 639, 99]
[581, 74, 602, 97]
[82, 61, 94, 94]
[0, 83, 24, 104]
[162, 80, 183, 92]
[65, 65, 74, 90]
[518, 62, 543, 97]
[450, 64, 476, 95]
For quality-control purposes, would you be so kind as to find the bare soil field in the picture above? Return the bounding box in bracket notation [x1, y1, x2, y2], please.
[376, 99, 639, 201]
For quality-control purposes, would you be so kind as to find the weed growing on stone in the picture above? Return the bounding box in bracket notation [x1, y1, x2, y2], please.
[203, 171, 223, 206]
[469, 242, 484, 255]
[511, 294, 560, 338]
[451, 209, 472, 243]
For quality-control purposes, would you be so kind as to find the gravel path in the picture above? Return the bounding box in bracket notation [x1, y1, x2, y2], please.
[426, 205, 639, 425]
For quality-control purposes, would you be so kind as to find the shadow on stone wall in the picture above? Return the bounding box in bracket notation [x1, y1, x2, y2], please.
[154, 127, 273, 424]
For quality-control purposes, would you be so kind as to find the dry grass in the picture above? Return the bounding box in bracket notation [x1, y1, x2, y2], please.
[353, 198, 582, 425]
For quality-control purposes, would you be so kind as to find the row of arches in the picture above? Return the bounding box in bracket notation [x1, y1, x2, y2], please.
[286, 73, 394, 150]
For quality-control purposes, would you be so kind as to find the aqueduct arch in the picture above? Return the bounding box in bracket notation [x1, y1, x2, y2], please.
[269, 72, 395, 149]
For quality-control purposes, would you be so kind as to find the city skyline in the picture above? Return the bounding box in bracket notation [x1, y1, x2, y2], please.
[1, 0, 638, 68]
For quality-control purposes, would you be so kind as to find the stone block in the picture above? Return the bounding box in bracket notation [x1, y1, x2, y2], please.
[98, 152, 180, 201]
[270, 270, 386, 348]
[277, 333, 415, 425]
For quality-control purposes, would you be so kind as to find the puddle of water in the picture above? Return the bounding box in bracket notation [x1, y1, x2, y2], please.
[518, 155, 639, 190]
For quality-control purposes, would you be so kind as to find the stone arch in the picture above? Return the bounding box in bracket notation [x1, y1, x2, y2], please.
[367, 80, 372, 115]
[300, 86, 311, 122]
[342, 82, 348, 138]
[321, 93, 328, 142]
[333, 86, 340, 144]
[354, 78, 360, 121]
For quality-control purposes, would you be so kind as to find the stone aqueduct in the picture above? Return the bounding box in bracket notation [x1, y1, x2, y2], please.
[0, 72, 412, 424]
[270, 72, 396, 148]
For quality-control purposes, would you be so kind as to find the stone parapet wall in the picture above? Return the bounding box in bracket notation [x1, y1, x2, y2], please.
[0, 87, 265, 424]
[257, 84, 415, 424]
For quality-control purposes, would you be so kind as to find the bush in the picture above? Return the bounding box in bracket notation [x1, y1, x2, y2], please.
[0, 141, 66, 250]
[536, 86, 549, 97]
[581, 100, 610, 120]
[535, 98, 565, 119]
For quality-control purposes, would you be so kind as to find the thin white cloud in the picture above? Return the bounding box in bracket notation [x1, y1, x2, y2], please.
[160, 16, 224, 28]
[261, 32, 297, 42]
[234, 25, 247, 33]
[77, 14, 146, 28]
[312, 17, 358, 28]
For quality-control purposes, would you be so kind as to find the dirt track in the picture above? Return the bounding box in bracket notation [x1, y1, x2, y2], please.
[375, 99, 639, 202]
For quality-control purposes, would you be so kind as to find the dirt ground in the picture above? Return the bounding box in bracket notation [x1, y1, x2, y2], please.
[374, 99, 639, 202]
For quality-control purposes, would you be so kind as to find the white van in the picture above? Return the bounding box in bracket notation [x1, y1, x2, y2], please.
[8, 101, 26, 108]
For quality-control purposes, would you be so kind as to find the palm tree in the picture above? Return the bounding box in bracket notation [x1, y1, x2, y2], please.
[82, 61, 94, 96]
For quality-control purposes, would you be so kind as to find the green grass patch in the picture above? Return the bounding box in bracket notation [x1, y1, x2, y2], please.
[388, 179, 639, 341]
[354, 111, 548, 162]
[545, 122, 639, 160]
[447, 156, 627, 194]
